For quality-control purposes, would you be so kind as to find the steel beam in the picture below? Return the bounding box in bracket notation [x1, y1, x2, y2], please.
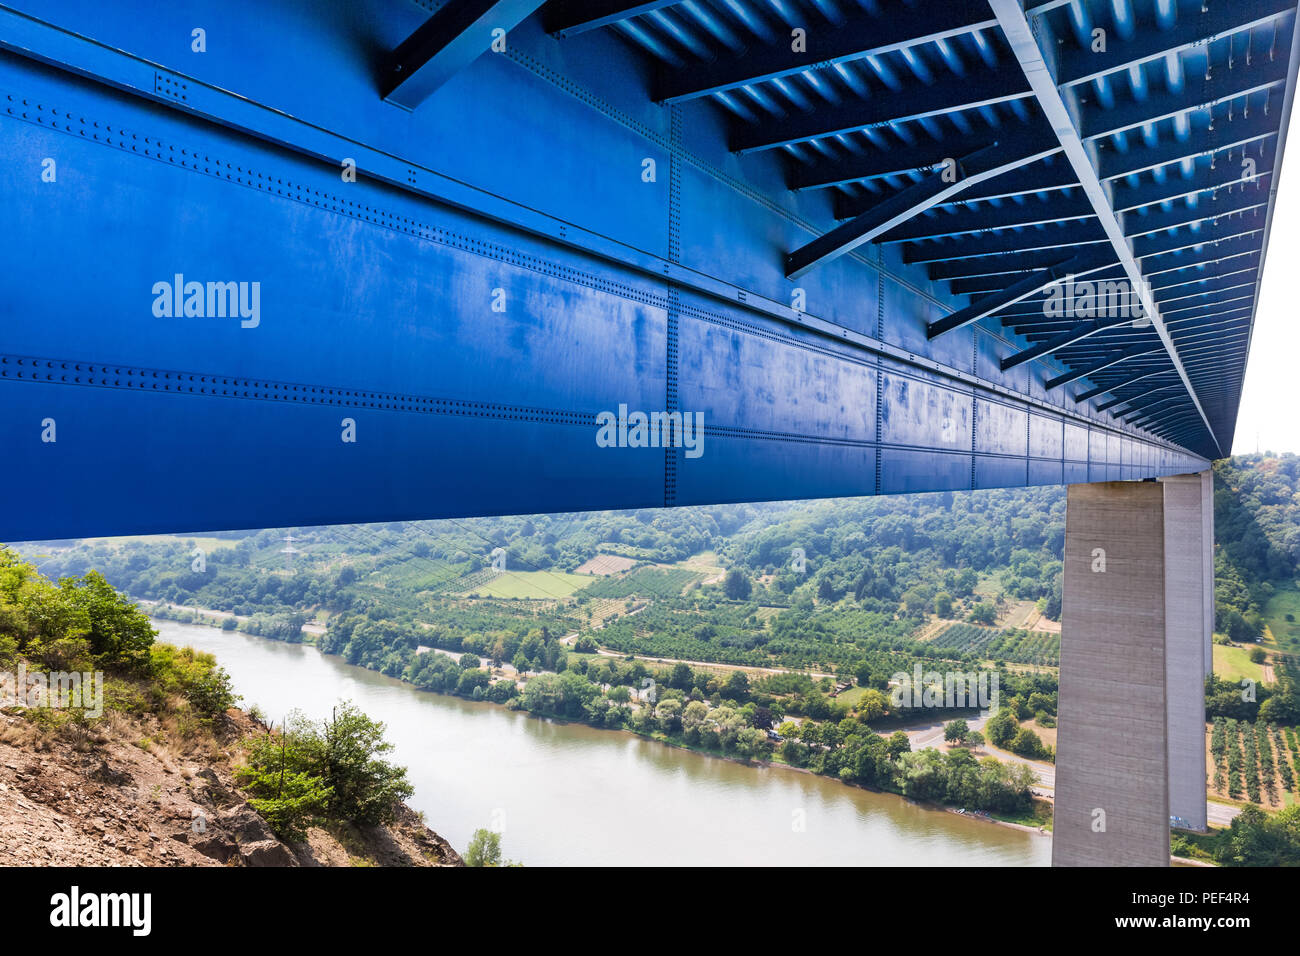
[904, 228, 1110, 264]
[990, 0, 1222, 455]
[927, 249, 1113, 339]
[1045, 345, 1165, 390]
[1056, 0, 1296, 87]
[654, 0, 997, 105]
[1153, 262, 1261, 291]
[1074, 368, 1175, 403]
[1125, 190, 1271, 238]
[786, 138, 1060, 278]
[1114, 157, 1275, 214]
[790, 118, 1053, 190]
[1099, 115, 1278, 182]
[1133, 218, 1266, 259]
[1145, 239, 1261, 276]
[1162, 294, 1256, 317]
[731, 63, 1031, 154]
[881, 192, 1096, 243]
[1080, 49, 1292, 141]
[1156, 276, 1258, 304]
[381, 0, 545, 110]
[961, 267, 1126, 299]
[937, 159, 1079, 204]
[1001, 317, 1133, 371]
[927, 247, 1085, 281]
[1096, 382, 1183, 413]
[543, 0, 682, 38]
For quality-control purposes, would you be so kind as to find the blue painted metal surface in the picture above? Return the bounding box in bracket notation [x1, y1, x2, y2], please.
[0, 0, 1290, 540]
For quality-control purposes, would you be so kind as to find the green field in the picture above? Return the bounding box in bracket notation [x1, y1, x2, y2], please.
[834, 685, 869, 707]
[1263, 584, 1300, 654]
[379, 563, 469, 592]
[581, 566, 702, 599]
[1213, 643, 1266, 683]
[464, 570, 590, 600]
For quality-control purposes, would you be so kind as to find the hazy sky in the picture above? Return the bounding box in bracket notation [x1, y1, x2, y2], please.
[1229, 124, 1299, 456]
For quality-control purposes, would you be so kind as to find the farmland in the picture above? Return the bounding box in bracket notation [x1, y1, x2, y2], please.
[581, 565, 702, 599]
[928, 623, 1061, 667]
[1209, 715, 1300, 808]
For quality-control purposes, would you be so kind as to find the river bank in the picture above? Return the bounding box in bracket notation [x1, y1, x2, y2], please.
[151, 612, 1052, 834]
[151, 619, 1051, 865]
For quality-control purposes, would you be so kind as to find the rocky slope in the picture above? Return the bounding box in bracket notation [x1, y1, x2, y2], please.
[0, 707, 462, 867]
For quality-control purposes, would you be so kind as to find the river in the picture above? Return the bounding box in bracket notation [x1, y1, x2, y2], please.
[153, 619, 1051, 866]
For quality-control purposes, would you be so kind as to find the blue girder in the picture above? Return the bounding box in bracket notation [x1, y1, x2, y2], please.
[1, 0, 1292, 539]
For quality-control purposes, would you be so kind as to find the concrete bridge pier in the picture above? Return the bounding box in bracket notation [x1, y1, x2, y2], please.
[1052, 471, 1214, 867]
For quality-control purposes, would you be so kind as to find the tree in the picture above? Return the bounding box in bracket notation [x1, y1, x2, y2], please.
[310, 701, 414, 825]
[887, 730, 911, 758]
[235, 701, 411, 835]
[1008, 727, 1045, 759]
[857, 688, 887, 722]
[60, 570, 156, 670]
[655, 698, 683, 733]
[236, 732, 333, 841]
[1225, 610, 1263, 643]
[723, 568, 752, 600]
[943, 718, 970, 746]
[896, 749, 947, 801]
[780, 739, 810, 767]
[682, 700, 709, 729]
[985, 708, 1019, 748]
[723, 670, 750, 702]
[820, 722, 842, 750]
[967, 603, 997, 625]
[669, 662, 694, 689]
[466, 828, 503, 867]
[522, 672, 564, 715]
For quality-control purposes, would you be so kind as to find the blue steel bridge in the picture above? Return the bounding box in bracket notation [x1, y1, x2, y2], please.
[0, 0, 1295, 866]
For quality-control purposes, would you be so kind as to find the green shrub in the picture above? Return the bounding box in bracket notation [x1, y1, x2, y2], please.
[1008, 727, 1045, 759]
[148, 644, 239, 719]
[236, 733, 333, 841]
[238, 701, 413, 833]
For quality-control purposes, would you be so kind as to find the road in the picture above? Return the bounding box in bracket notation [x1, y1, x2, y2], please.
[1206, 802, 1243, 827]
[897, 711, 1058, 788]
[899, 713, 1243, 826]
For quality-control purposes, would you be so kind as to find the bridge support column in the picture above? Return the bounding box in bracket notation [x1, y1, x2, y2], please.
[1052, 471, 1213, 866]
[1161, 472, 1213, 834]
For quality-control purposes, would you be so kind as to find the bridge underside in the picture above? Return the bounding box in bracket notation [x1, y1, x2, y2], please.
[6, 0, 1291, 538]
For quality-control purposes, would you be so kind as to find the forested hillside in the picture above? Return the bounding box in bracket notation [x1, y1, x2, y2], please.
[22, 486, 1067, 643]
[1206, 454, 1300, 732]
[18, 458, 1299, 682]
[1213, 454, 1300, 641]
